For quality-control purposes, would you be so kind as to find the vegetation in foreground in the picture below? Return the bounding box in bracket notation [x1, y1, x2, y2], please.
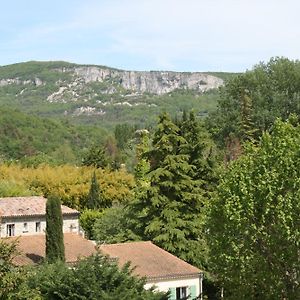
[0, 57, 300, 299]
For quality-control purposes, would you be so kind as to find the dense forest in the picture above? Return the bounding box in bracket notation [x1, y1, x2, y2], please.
[1, 57, 300, 299]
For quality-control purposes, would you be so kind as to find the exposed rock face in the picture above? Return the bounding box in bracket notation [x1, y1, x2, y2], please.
[0, 78, 43, 87]
[73, 66, 223, 95]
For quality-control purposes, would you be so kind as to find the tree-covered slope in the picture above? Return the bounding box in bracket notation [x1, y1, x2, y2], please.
[0, 107, 106, 162]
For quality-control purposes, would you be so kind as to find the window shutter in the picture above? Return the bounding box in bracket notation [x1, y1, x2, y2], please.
[189, 285, 197, 299]
[169, 287, 176, 300]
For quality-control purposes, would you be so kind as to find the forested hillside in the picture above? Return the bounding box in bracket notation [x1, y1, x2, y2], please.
[0, 107, 107, 163]
[0, 61, 236, 129]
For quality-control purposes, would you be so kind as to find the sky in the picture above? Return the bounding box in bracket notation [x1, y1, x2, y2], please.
[1, 0, 300, 72]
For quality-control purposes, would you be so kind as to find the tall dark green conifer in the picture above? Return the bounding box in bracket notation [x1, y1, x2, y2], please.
[180, 111, 218, 193]
[46, 195, 65, 263]
[86, 171, 107, 209]
[130, 112, 207, 267]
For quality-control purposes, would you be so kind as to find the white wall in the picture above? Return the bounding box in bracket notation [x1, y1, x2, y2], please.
[0, 215, 79, 237]
[144, 276, 200, 297]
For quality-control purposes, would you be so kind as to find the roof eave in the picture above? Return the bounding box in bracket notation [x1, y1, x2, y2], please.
[145, 272, 202, 282]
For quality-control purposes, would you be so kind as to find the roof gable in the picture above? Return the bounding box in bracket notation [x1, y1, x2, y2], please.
[4, 233, 96, 265]
[0, 196, 78, 218]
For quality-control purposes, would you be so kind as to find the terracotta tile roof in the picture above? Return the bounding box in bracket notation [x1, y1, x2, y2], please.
[0, 196, 79, 218]
[100, 241, 201, 280]
[3, 233, 97, 265]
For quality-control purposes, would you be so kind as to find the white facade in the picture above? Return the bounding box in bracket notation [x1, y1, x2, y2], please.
[0, 214, 79, 238]
[145, 276, 202, 300]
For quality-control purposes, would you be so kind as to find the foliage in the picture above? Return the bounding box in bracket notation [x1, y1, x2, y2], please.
[0, 239, 41, 299]
[180, 111, 218, 193]
[79, 209, 103, 239]
[0, 107, 107, 163]
[0, 164, 135, 209]
[93, 206, 139, 244]
[86, 171, 106, 209]
[46, 195, 65, 263]
[129, 112, 208, 268]
[207, 118, 300, 299]
[28, 254, 168, 300]
[114, 123, 136, 150]
[82, 144, 109, 169]
[208, 57, 300, 148]
[134, 130, 151, 186]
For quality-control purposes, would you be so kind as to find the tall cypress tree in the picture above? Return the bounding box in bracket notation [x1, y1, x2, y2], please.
[86, 171, 108, 209]
[46, 195, 65, 263]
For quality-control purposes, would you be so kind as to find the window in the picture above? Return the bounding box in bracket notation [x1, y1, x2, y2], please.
[69, 223, 77, 233]
[176, 287, 188, 300]
[23, 222, 28, 232]
[6, 224, 15, 237]
[35, 222, 41, 232]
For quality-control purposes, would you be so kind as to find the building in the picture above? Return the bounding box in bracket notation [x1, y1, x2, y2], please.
[100, 241, 203, 300]
[1, 196, 203, 299]
[0, 196, 97, 265]
[0, 196, 80, 237]
[5, 233, 97, 265]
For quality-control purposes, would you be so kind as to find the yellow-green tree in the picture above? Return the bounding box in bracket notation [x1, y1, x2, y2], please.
[208, 118, 300, 299]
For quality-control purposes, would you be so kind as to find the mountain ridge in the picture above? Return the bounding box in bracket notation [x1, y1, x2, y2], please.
[0, 61, 237, 128]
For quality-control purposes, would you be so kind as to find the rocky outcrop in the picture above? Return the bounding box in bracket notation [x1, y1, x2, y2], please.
[0, 78, 43, 87]
[73, 66, 223, 95]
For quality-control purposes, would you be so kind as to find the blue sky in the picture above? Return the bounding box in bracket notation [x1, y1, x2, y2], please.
[1, 0, 300, 72]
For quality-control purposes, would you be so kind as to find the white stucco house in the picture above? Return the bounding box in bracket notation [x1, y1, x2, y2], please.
[0, 196, 80, 238]
[0, 196, 97, 265]
[100, 241, 203, 300]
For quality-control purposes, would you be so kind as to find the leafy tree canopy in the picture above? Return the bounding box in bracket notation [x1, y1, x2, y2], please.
[0, 239, 41, 299]
[208, 57, 300, 146]
[28, 254, 168, 300]
[208, 118, 300, 299]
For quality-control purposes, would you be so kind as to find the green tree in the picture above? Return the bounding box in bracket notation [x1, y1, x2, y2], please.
[129, 113, 207, 267]
[207, 118, 300, 299]
[45, 195, 65, 263]
[79, 209, 103, 239]
[0, 239, 41, 299]
[180, 111, 218, 193]
[86, 171, 109, 209]
[93, 206, 139, 244]
[28, 254, 168, 300]
[114, 123, 135, 150]
[82, 145, 109, 169]
[134, 129, 150, 186]
[208, 57, 300, 147]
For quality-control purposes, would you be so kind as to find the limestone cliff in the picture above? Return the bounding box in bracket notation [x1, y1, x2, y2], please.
[73, 66, 223, 95]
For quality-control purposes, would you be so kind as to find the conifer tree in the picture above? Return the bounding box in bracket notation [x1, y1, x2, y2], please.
[130, 112, 207, 267]
[87, 171, 109, 209]
[134, 130, 150, 186]
[46, 195, 65, 263]
[180, 111, 218, 193]
[86, 171, 101, 209]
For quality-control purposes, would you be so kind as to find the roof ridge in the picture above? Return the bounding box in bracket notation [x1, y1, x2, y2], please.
[101, 240, 152, 247]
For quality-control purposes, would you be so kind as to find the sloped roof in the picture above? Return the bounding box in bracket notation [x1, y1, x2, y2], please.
[0, 196, 78, 218]
[100, 241, 201, 280]
[4, 233, 97, 265]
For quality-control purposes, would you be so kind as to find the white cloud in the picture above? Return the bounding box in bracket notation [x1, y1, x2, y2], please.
[1, 0, 300, 70]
